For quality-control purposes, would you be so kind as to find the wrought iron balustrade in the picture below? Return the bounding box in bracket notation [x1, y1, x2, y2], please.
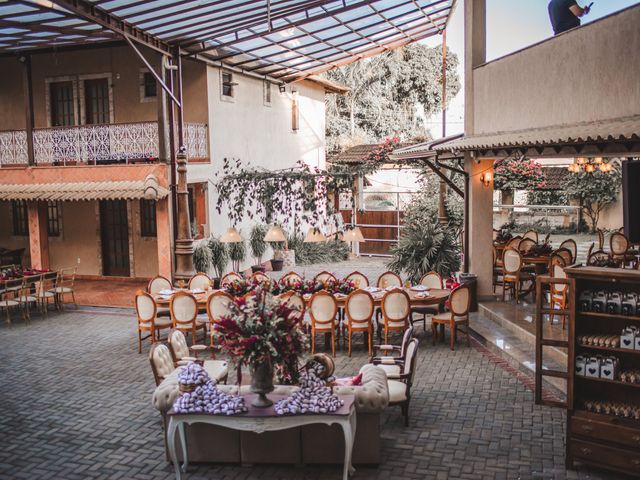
[0, 121, 208, 166]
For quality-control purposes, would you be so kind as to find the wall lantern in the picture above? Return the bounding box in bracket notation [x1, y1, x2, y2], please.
[480, 171, 493, 187]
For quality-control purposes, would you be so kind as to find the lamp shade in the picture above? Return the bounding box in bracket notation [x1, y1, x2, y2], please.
[343, 227, 365, 243]
[221, 227, 242, 243]
[263, 225, 286, 243]
[303, 227, 326, 243]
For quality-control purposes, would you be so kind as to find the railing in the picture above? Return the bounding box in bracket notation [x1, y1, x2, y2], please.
[0, 121, 209, 166]
[494, 204, 581, 234]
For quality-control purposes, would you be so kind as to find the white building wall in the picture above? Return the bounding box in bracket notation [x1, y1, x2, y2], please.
[187, 67, 328, 271]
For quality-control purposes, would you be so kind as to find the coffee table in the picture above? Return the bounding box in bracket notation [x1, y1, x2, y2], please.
[167, 393, 356, 480]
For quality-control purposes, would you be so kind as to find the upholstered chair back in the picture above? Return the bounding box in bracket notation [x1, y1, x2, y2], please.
[280, 292, 305, 320]
[377, 271, 402, 288]
[309, 291, 337, 324]
[251, 271, 270, 283]
[149, 343, 175, 386]
[170, 292, 197, 328]
[502, 247, 522, 275]
[403, 339, 419, 377]
[346, 271, 369, 288]
[552, 264, 568, 293]
[281, 271, 303, 286]
[559, 239, 577, 262]
[188, 273, 212, 290]
[381, 289, 410, 327]
[555, 247, 573, 266]
[220, 272, 242, 287]
[207, 291, 234, 322]
[148, 275, 172, 294]
[507, 236, 522, 249]
[523, 230, 538, 243]
[610, 232, 629, 255]
[136, 291, 156, 323]
[168, 330, 190, 361]
[314, 271, 337, 284]
[400, 326, 414, 355]
[449, 286, 471, 317]
[419, 271, 442, 289]
[518, 238, 536, 253]
[346, 290, 374, 326]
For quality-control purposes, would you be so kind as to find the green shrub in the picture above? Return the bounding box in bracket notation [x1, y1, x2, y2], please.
[227, 239, 246, 272]
[193, 240, 212, 274]
[207, 236, 229, 278]
[286, 233, 350, 265]
[249, 224, 268, 265]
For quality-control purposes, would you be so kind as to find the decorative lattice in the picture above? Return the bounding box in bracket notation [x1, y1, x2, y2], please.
[0, 130, 28, 165]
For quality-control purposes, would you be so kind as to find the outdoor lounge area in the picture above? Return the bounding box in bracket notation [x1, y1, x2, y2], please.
[2, 0, 640, 479]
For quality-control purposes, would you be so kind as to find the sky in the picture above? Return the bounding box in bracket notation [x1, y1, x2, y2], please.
[423, 0, 640, 139]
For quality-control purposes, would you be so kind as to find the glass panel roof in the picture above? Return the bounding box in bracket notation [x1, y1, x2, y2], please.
[0, 0, 453, 80]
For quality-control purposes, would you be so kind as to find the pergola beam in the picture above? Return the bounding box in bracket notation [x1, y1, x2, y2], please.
[49, 0, 172, 55]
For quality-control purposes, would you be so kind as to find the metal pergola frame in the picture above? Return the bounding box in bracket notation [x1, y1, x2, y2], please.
[0, 0, 455, 81]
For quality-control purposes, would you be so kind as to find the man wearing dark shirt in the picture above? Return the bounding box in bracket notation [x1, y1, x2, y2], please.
[548, 0, 591, 35]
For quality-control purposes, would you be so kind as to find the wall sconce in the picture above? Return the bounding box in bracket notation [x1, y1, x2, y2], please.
[480, 171, 493, 187]
[278, 84, 286, 93]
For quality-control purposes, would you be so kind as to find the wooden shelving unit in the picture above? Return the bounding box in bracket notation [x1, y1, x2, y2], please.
[565, 266, 640, 477]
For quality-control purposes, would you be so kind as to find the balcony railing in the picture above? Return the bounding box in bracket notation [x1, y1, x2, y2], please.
[0, 121, 209, 166]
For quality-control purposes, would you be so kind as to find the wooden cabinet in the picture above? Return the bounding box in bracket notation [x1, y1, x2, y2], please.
[566, 266, 640, 477]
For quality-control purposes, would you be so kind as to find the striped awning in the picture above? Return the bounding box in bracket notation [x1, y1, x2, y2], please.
[0, 175, 169, 202]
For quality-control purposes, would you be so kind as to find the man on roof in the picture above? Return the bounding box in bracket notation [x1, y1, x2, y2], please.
[548, 0, 591, 35]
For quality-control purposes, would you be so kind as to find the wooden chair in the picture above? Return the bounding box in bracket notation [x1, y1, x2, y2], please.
[188, 272, 212, 290]
[518, 237, 537, 253]
[220, 271, 243, 287]
[559, 239, 577, 264]
[135, 290, 172, 353]
[17, 275, 38, 320]
[279, 291, 306, 319]
[523, 230, 538, 243]
[35, 272, 58, 316]
[431, 285, 471, 350]
[309, 291, 338, 357]
[553, 247, 574, 267]
[206, 291, 234, 349]
[166, 329, 229, 384]
[378, 289, 410, 344]
[502, 247, 533, 303]
[0, 278, 22, 323]
[314, 271, 337, 284]
[149, 343, 176, 386]
[506, 236, 522, 250]
[147, 275, 172, 294]
[374, 338, 418, 426]
[344, 289, 374, 357]
[587, 249, 613, 266]
[550, 264, 569, 329]
[251, 271, 270, 283]
[346, 271, 369, 288]
[370, 326, 414, 379]
[493, 246, 504, 293]
[280, 271, 303, 286]
[50, 266, 77, 310]
[170, 291, 207, 345]
[377, 271, 402, 288]
[610, 231, 637, 268]
[411, 271, 442, 330]
[596, 229, 605, 250]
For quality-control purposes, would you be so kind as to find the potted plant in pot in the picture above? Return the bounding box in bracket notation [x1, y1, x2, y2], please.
[208, 236, 229, 289]
[263, 225, 288, 272]
[214, 286, 308, 407]
[193, 240, 212, 275]
[227, 238, 246, 273]
[249, 224, 268, 273]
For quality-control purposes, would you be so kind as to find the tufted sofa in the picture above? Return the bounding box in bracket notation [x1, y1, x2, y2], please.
[152, 363, 389, 465]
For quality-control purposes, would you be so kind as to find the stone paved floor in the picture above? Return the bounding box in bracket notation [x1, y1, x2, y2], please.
[0, 308, 626, 480]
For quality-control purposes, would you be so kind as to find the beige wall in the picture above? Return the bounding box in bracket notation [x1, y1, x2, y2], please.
[472, 4, 640, 135]
[49, 201, 99, 275]
[130, 199, 159, 278]
[0, 46, 207, 131]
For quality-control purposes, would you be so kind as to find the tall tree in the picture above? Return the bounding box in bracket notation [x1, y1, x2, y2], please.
[325, 42, 461, 154]
[566, 166, 622, 233]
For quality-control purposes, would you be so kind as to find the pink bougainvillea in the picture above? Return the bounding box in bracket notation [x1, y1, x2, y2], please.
[493, 156, 547, 191]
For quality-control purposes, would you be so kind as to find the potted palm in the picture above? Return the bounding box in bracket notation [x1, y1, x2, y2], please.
[193, 240, 212, 274]
[208, 236, 229, 288]
[249, 224, 268, 273]
[227, 239, 246, 273]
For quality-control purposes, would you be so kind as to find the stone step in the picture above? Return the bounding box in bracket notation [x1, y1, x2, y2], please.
[469, 308, 568, 399]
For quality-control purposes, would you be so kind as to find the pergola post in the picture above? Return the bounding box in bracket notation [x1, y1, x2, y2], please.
[27, 201, 49, 269]
[464, 0, 494, 297]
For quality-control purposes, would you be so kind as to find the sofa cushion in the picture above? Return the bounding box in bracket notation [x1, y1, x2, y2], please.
[376, 364, 401, 379]
[333, 364, 389, 413]
[387, 380, 407, 402]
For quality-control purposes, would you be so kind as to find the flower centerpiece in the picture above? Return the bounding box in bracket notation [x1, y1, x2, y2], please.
[214, 287, 308, 407]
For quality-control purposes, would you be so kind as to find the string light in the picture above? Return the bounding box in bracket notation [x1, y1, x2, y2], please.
[567, 157, 612, 174]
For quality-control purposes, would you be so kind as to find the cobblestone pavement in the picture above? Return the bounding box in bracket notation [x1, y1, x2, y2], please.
[0, 308, 625, 480]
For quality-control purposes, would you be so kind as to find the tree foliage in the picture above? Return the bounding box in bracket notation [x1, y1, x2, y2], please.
[325, 43, 461, 154]
[566, 166, 622, 232]
[494, 156, 546, 192]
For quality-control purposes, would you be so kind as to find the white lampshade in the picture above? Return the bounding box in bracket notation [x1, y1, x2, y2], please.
[221, 227, 242, 243]
[343, 227, 365, 243]
[303, 227, 326, 243]
[263, 225, 286, 243]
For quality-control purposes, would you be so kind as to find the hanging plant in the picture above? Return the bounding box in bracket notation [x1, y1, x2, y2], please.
[213, 158, 356, 229]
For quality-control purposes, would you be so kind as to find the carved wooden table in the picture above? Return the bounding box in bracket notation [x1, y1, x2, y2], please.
[167, 394, 356, 480]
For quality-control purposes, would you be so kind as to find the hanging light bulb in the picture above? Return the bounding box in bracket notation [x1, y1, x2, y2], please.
[593, 157, 603, 165]
[576, 157, 587, 165]
[585, 163, 596, 173]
